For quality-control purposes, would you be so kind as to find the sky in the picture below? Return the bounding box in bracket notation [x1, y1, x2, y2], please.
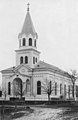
[0, 0, 78, 86]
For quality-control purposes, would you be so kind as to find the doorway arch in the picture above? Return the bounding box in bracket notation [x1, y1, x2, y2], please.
[13, 78, 22, 97]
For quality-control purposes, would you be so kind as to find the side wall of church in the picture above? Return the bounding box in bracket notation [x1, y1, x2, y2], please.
[32, 70, 73, 101]
[2, 70, 73, 101]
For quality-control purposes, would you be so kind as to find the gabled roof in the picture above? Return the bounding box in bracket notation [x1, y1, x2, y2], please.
[1, 61, 70, 78]
[1, 64, 32, 73]
[34, 61, 70, 78]
[21, 10, 36, 37]
[35, 61, 63, 71]
[1, 66, 15, 73]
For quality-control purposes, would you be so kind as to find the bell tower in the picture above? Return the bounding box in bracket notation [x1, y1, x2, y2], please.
[15, 3, 40, 68]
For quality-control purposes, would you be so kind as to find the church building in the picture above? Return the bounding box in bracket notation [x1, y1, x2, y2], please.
[1, 4, 74, 101]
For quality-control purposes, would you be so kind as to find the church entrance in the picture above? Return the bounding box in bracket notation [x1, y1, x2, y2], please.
[13, 78, 22, 98]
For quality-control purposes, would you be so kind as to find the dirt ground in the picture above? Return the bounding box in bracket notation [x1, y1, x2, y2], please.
[1, 105, 78, 120]
[13, 106, 78, 120]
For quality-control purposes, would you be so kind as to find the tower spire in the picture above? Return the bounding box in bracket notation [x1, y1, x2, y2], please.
[20, 2, 37, 37]
[27, 3, 30, 11]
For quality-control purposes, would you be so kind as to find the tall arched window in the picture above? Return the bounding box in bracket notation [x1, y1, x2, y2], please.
[26, 79, 30, 93]
[23, 38, 26, 46]
[0, 91, 2, 97]
[68, 85, 70, 98]
[8, 82, 11, 95]
[29, 38, 32, 46]
[55, 82, 57, 95]
[20, 56, 23, 64]
[60, 84, 62, 95]
[64, 84, 66, 97]
[37, 81, 41, 95]
[34, 40, 36, 47]
[76, 85, 78, 98]
[25, 56, 28, 64]
[36, 58, 37, 63]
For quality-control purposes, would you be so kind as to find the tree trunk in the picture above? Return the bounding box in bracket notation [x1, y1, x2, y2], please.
[73, 83, 75, 100]
[48, 94, 50, 104]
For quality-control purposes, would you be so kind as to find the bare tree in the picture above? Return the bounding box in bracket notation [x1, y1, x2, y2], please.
[41, 78, 55, 103]
[2, 86, 7, 100]
[69, 69, 78, 100]
[13, 82, 26, 110]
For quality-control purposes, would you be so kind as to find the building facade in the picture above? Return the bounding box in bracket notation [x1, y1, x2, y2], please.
[1, 5, 74, 101]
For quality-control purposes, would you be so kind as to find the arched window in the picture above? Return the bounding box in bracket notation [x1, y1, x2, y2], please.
[34, 40, 36, 47]
[33, 57, 35, 64]
[36, 58, 37, 63]
[60, 84, 62, 95]
[55, 82, 57, 95]
[29, 38, 32, 46]
[64, 84, 66, 97]
[37, 81, 41, 95]
[20, 56, 23, 64]
[76, 85, 78, 98]
[26, 79, 30, 93]
[68, 85, 70, 98]
[8, 82, 11, 95]
[23, 38, 26, 46]
[25, 56, 28, 64]
[49, 81, 51, 91]
[0, 91, 2, 97]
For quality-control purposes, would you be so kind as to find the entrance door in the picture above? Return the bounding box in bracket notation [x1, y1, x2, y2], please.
[13, 78, 22, 98]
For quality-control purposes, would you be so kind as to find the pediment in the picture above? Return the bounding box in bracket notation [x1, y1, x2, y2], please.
[19, 66, 30, 75]
[15, 64, 31, 75]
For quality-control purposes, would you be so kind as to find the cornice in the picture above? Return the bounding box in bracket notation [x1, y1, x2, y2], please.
[15, 48, 40, 54]
[33, 67, 70, 78]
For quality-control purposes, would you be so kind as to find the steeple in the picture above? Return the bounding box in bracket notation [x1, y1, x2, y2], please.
[20, 3, 37, 38]
[16, 4, 40, 68]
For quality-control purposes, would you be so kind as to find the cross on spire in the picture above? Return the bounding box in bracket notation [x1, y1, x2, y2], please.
[27, 3, 30, 11]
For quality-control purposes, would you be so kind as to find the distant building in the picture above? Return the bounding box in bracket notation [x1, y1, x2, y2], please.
[1, 4, 74, 101]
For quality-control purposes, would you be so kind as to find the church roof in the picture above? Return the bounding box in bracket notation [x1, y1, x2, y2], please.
[21, 9, 36, 37]
[1, 66, 15, 72]
[1, 61, 70, 77]
[1, 61, 70, 78]
[34, 61, 70, 78]
[1, 64, 32, 73]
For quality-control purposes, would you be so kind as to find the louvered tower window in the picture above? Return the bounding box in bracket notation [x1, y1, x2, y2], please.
[20, 57, 23, 64]
[33, 57, 35, 64]
[25, 56, 28, 64]
[23, 38, 26, 46]
[29, 38, 32, 46]
[34, 40, 36, 47]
